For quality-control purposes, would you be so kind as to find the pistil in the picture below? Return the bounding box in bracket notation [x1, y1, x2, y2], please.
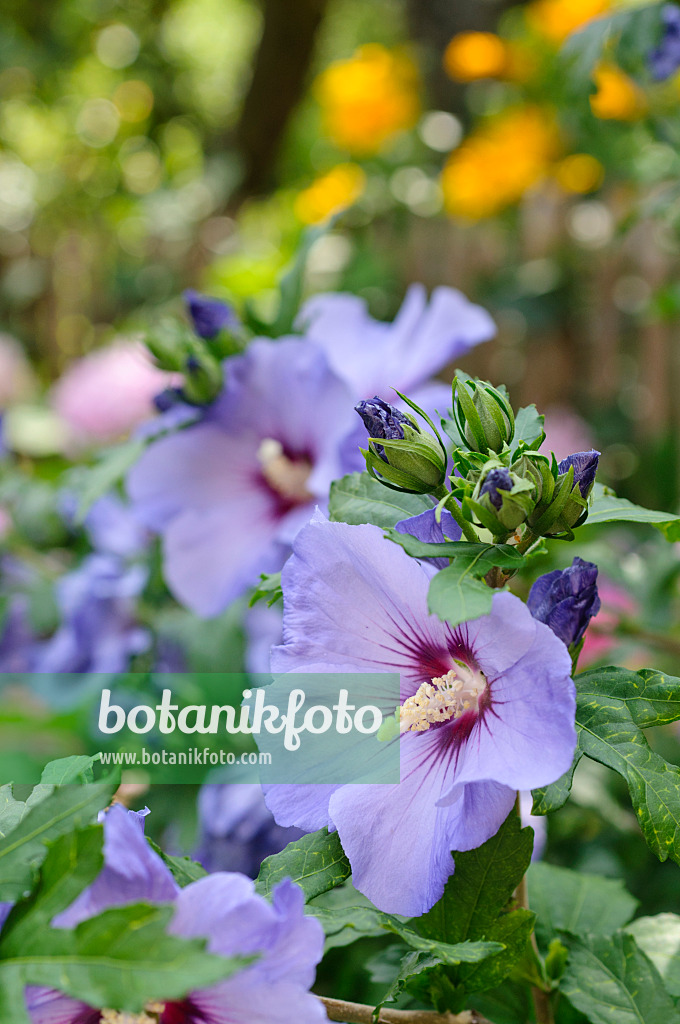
[398, 664, 487, 733]
[257, 438, 313, 503]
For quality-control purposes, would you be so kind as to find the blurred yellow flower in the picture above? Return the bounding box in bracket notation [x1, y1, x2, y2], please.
[526, 0, 611, 43]
[590, 65, 646, 120]
[554, 153, 604, 192]
[294, 164, 366, 224]
[443, 32, 509, 81]
[315, 45, 420, 155]
[441, 106, 559, 219]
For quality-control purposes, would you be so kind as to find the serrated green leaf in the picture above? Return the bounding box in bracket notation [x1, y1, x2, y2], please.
[585, 483, 680, 528]
[0, 827, 248, 1018]
[147, 839, 208, 887]
[531, 752, 582, 815]
[531, 667, 680, 864]
[249, 571, 282, 607]
[561, 932, 680, 1024]
[372, 949, 443, 1019]
[386, 533, 526, 572]
[427, 565, 494, 628]
[0, 781, 116, 900]
[329, 472, 432, 528]
[625, 914, 680, 997]
[513, 404, 545, 450]
[40, 755, 100, 785]
[528, 864, 638, 950]
[254, 828, 350, 901]
[414, 811, 535, 997]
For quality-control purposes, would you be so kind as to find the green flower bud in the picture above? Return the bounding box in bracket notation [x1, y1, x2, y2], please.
[468, 464, 535, 536]
[356, 397, 447, 494]
[529, 450, 600, 537]
[453, 377, 515, 454]
[145, 318, 224, 406]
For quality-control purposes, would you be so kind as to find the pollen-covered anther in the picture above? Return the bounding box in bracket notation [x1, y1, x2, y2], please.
[257, 438, 313, 503]
[398, 665, 487, 733]
[100, 1005, 164, 1024]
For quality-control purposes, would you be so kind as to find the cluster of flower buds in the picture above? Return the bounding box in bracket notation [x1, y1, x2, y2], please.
[145, 292, 243, 407]
[355, 373, 600, 545]
[355, 396, 447, 494]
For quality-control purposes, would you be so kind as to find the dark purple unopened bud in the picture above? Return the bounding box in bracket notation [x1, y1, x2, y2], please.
[355, 397, 412, 457]
[649, 4, 680, 80]
[479, 468, 513, 510]
[184, 290, 237, 340]
[528, 556, 601, 650]
[153, 387, 184, 412]
[557, 450, 600, 498]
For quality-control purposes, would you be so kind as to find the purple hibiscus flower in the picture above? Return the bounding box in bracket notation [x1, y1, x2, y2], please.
[195, 785, 304, 878]
[264, 515, 576, 917]
[127, 339, 360, 617]
[21, 804, 326, 1024]
[297, 284, 495, 400]
[32, 554, 150, 674]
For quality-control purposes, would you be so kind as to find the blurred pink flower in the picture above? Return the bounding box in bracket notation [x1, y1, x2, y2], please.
[51, 339, 177, 445]
[580, 580, 637, 666]
[0, 333, 35, 408]
[540, 405, 595, 461]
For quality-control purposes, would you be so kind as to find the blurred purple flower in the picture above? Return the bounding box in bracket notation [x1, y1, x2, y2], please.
[264, 516, 576, 916]
[540, 406, 595, 462]
[21, 804, 325, 1024]
[528, 557, 601, 650]
[185, 290, 239, 340]
[32, 554, 150, 673]
[649, 4, 680, 80]
[297, 284, 495, 399]
[195, 785, 304, 878]
[0, 594, 36, 672]
[557, 450, 600, 499]
[127, 339, 360, 617]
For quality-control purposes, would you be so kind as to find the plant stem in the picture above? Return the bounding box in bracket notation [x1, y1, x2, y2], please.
[515, 528, 541, 555]
[319, 996, 495, 1024]
[432, 488, 479, 544]
[513, 795, 555, 1024]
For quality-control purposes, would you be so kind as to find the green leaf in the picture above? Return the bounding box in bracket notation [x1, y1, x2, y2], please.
[532, 667, 680, 865]
[585, 483, 680, 529]
[249, 571, 282, 607]
[73, 437, 148, 523]
[531, 752, 582, 815]
[513, 404, 545, 450]
[271, 219, 338, 336]
[372, 949, 443, 1019]
[386, 533, 526, 572]
[40, 754, 100, 785]
[0, 828, 246, 1022]
[306, 884, 503, 967]
[414, 811, 536, 996]
[528, 864, 638, 950]
[427, 565, 494, 628]
[560, 932, 680, 1024]
[329, 472, 432, 528]
[148, 840, 208, 887]
[254, 828, 350, 901]
[0, 780, 116, 900]
[625, 914, 680, 997]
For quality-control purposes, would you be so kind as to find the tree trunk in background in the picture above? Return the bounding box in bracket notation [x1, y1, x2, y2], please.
[233, 0, 330, 201]
[405, 0, 529, 114]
